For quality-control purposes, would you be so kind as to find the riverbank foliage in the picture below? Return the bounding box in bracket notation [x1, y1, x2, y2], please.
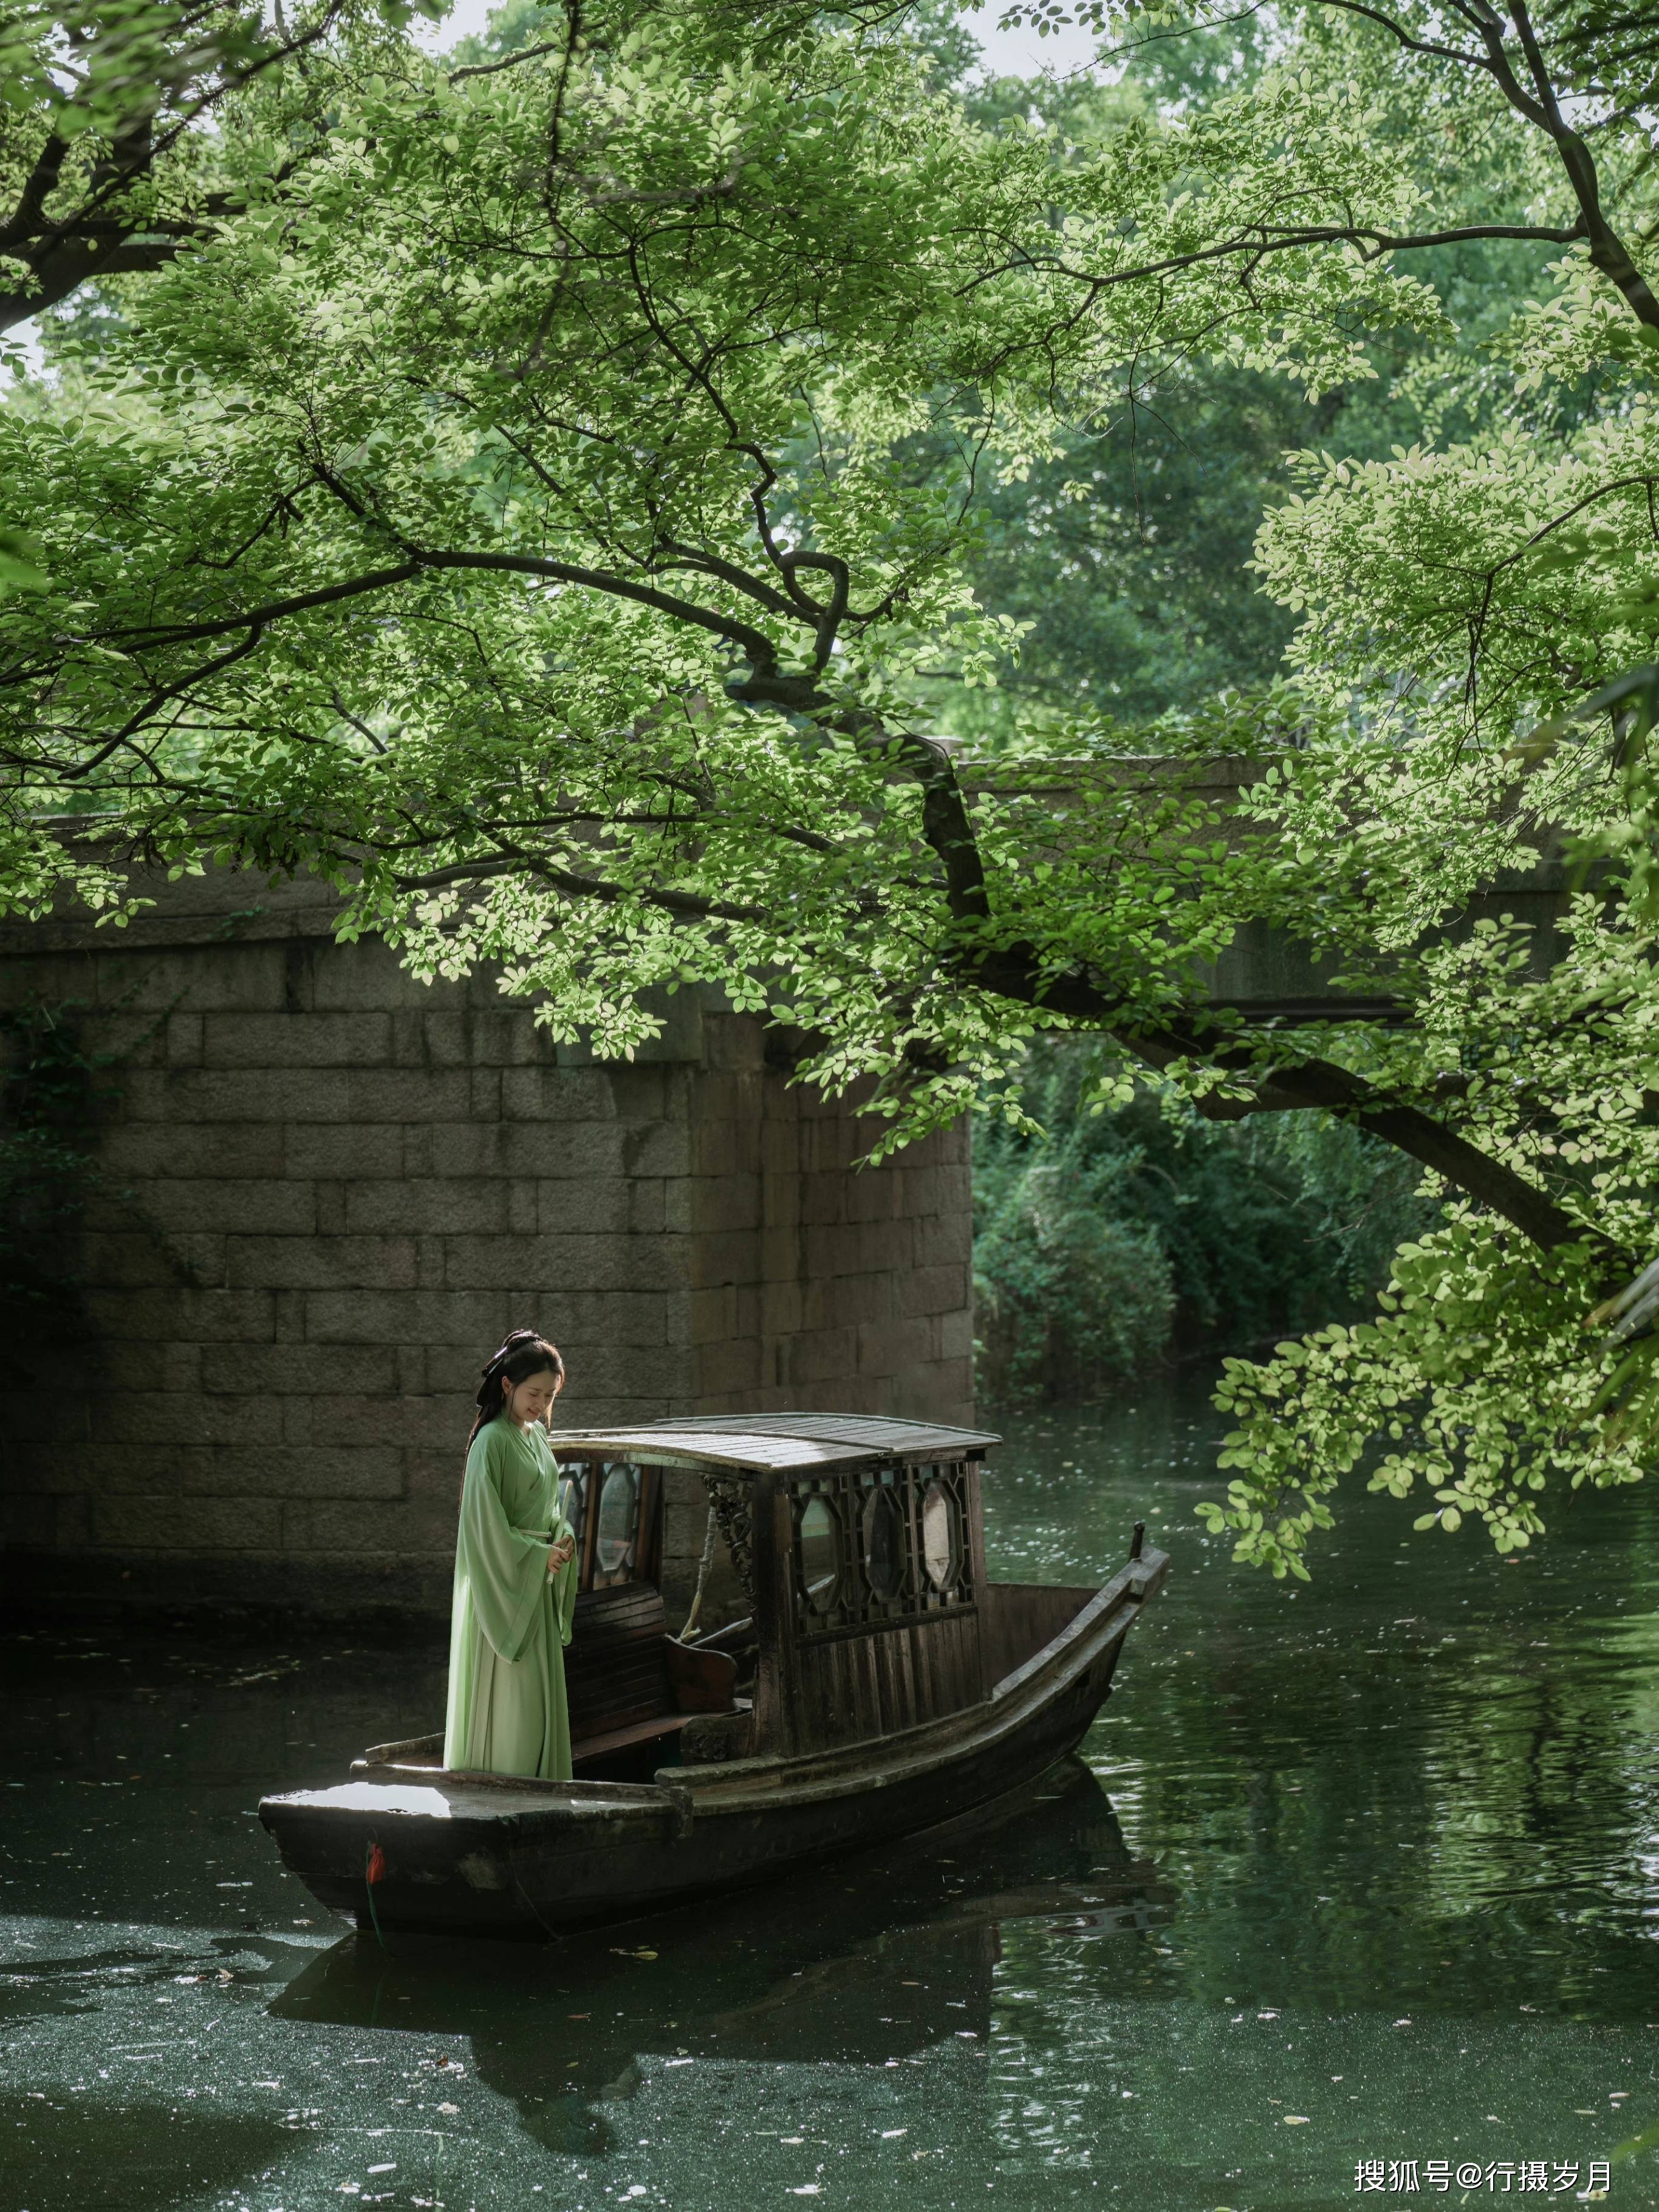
[4, 0, 1659, 1566]
[974, 1044, 1431, 1402]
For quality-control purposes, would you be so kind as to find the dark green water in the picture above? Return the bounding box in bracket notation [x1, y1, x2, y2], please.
[5, 1381, 1659, 2211]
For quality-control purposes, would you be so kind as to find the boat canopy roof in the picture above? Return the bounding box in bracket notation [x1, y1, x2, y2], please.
[549, 1411, 1002, 1474]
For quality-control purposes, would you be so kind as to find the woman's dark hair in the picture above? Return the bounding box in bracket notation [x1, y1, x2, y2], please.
[466, 1329, 566, 1460]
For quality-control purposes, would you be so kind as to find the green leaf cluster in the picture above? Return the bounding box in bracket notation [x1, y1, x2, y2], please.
[2, 0, 1658, 1565]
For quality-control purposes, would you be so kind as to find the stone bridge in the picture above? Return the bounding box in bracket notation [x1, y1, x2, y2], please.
[0, 865, 971, 1628]
[982, 755, 1578, 1023]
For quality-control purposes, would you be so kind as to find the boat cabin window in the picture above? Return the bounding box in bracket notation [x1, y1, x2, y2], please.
[862, 1484, 904, 1600]
[788, 1460, 974, 1634]
[595, 1464, 638, 1578]
[921, 1479, 959, 1590]
[556, 1457, 658, 1592]
[797, 1495, 842, 1614]
[558, 1463, 587, 1558]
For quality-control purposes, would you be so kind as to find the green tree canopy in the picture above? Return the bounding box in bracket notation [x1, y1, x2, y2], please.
[4, 0, 1659, 1570]
[0, 0, 453, 330]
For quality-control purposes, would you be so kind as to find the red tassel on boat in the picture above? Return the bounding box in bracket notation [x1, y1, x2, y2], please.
[365, 1843, 386, 1886]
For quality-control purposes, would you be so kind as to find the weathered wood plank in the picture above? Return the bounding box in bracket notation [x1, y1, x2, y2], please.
[942, 1614, 966, 1716]
[908, 1621, 934, 1724]
[964, 1609, 987, 1709]
[965, 1471, 993, 1700]
[844, 1632, 869, 1745]
[795, 1648, 823, 1756]
[829, 1637, 852, 1748]
[942, 1615, 967, 1717]
[664, 1639, 738, 1713]
[853, 1628, 881, 1744]
[872, 1621, 900, 1736]
[892, 1611, 918, 1732]
[980, 1584, 1098, 1692]
[829, 1636, 853, 1747]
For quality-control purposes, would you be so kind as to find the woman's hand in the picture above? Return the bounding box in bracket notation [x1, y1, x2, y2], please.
[548, 1535, 576, 1573]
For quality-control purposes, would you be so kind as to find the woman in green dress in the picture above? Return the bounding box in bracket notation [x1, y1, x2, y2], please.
[443, 1329, 580, 1779]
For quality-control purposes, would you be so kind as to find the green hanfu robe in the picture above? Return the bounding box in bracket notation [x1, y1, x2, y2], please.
[443, 1417, 579, 1779]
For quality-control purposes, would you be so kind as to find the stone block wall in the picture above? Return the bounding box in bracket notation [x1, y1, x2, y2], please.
[0, 866, 973, 1625]
[682, 1014, 972, 1417]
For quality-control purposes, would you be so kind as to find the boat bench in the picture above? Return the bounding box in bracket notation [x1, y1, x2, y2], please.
[565, 1584, 739, 1770]
[354, 1586, 741, 1781]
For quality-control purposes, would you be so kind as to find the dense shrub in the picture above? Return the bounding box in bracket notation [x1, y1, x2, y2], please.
[973, 1041, 1434, 1403]
[974, 1160, 1174, 1402]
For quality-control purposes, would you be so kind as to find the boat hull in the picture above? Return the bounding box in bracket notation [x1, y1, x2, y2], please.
[259, 1547, 1167, 1936]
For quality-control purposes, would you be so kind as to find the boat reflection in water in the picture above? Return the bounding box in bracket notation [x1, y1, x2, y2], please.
[270, 1758, 1169, 2157]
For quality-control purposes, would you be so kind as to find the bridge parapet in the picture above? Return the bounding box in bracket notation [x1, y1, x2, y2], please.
[965, 754, 1578, 1022]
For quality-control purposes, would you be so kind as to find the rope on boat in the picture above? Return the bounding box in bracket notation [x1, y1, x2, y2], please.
[677, 1505, 719, 1640]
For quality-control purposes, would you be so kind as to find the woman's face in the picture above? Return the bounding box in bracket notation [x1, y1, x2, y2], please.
[502, 1366, 562, 1426]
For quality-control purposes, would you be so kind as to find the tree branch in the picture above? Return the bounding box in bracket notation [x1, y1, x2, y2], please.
[1007, 218, 1587, 308]
[1134, 1035, 1595, 1250]
[392, 849, 766, 925]
[1304, 0, 1659, 330]
[95, 548, 782, 669]
[722, 660, 1595, 1250]
[448, 38, 571, 82]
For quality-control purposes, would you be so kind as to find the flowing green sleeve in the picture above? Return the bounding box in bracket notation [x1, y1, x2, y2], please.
[457, 1423, 555, 1663]
[551, 1513, 578, 1647]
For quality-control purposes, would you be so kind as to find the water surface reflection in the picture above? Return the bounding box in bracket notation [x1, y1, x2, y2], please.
[5, 1374, 1659, 2207]
[272, 1763, 1165, 2160]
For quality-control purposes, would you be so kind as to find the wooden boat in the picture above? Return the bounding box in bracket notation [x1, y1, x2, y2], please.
[259, 1413, 1169, 1936]
[270, 1761, 1171, 2131]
